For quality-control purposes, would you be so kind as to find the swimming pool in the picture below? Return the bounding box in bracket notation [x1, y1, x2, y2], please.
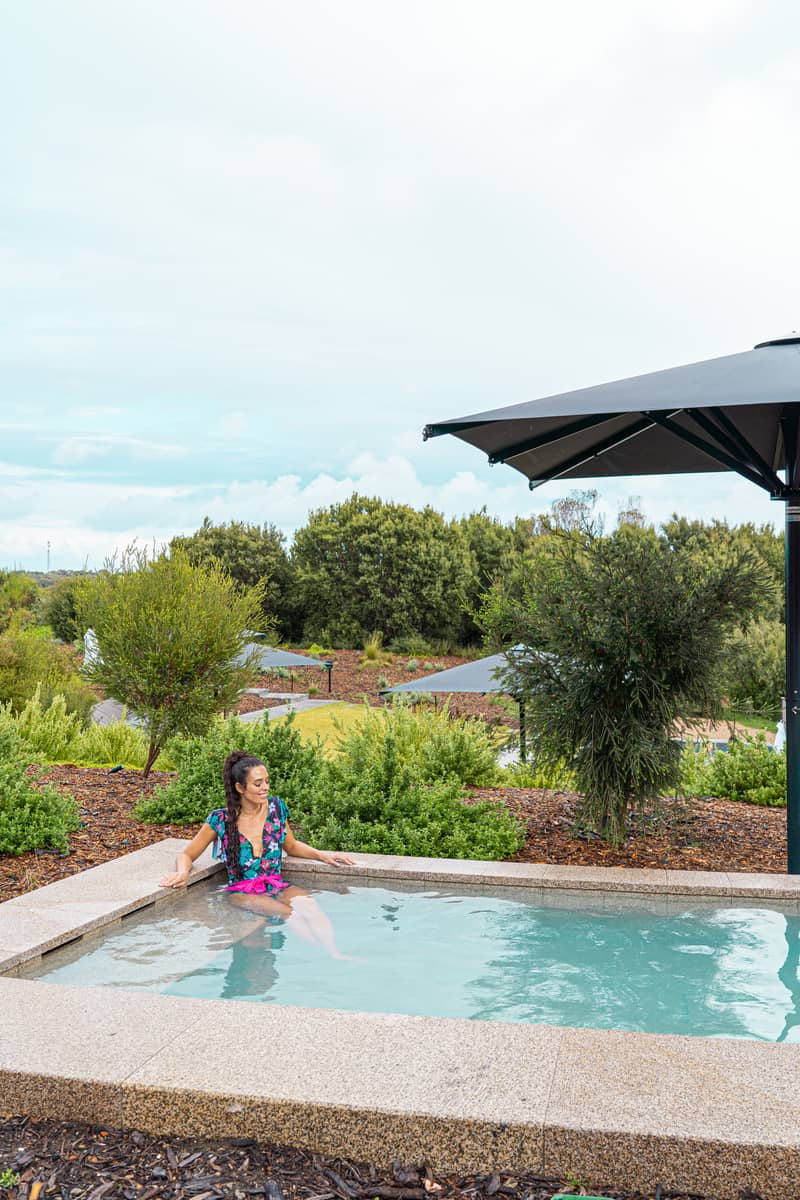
[20, 873, 800, 1041]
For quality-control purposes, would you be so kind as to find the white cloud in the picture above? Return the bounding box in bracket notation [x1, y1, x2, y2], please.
[0, 450, 781, 572]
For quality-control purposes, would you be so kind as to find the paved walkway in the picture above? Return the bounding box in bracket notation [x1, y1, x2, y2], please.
[238, 697, 342, 724]
[91, 696, 342, 728]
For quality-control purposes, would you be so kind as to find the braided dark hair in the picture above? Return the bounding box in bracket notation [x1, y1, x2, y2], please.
[222, 750, 266, 883]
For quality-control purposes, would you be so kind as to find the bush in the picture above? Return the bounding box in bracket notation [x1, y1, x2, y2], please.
[35, 575, 89, 643]
[0, 626, 95, 718]
[134, 713, 325, 825]
[134, 704, 521, 862]
[1, 688, 83, 761]
[74, 718, 174, 770]
[333, 702, 501, 788]
[0, 731, 80, 855]
[295, 733, 521, 859]
[679, 735, 785, 806]
[406, 658, 419, 672]
[501, 758, 576, 789]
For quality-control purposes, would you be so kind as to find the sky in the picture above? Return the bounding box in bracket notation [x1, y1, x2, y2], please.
[1, 0, 799, 571]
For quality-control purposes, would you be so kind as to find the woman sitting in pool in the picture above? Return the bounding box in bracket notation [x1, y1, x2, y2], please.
[159, 749, 356, 958]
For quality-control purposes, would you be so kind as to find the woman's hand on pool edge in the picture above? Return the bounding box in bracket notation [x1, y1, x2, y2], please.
[159, 869, 190, 888]
[316, 850, 357, 868]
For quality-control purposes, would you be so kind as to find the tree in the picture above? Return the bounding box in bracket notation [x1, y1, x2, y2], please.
[291, 494, 474, 646]
[0, 625, 95, 718]
[171, 517, 291, 638]
[77, 547, 265, 777]
[480, 522, 768, 844]
[36, 574, 90, 642]
[457, 510, 519, 644]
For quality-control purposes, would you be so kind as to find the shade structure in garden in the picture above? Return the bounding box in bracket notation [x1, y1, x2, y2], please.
[235, 645, 334, 691]
[424, 335, 800, 872]
[380, 650, 529, 758]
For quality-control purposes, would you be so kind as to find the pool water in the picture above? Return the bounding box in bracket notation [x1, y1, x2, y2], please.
[20, 876, 800, 1041]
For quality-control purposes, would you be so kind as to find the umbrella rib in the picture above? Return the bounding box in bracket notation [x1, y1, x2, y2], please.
[527, 413, 660, 489]
[423, 419, 489, 440]
[644, 412, 773, 492]
[488, 412, 622, 464]
[682, 409, 781, 492]
[705, 406, 786, 492]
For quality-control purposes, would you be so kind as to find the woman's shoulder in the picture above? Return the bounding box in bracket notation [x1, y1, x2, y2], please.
[206, 808, 226, 830]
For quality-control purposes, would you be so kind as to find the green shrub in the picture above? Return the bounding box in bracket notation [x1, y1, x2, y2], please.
[422, 660, 434, 671]
[295, 732, 521, 859]
[677, 741, 715, 798]
[307, 643, 335, 658]
[501, 758, 576, 789]
[707, 736, 785, 806]
[406, 658, 419, 672]
[73, 717, 175, 770]
[0, 742, 80, 855]
[679, 735, 785, 806]
[388, 635, 433, 657]
[1, 687, 84, 761]
[0, 626, 95, 719]
[334, 701, 501, 788]
[35, 575, 89, 643]
[135, 713, 324, 825]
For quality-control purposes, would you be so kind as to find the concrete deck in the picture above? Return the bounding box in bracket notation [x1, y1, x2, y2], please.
[2, 843, 800, 1199]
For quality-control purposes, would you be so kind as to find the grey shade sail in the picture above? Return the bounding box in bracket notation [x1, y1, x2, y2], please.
[380, 651, 521, 695]
[424, 339, 800, 494]
[235, 645, 331, 671]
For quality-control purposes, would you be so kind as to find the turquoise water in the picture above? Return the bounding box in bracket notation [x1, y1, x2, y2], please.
[20, 876, 800, 1041]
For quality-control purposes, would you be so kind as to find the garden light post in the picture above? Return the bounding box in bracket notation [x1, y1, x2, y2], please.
[425, 335, 800, 874]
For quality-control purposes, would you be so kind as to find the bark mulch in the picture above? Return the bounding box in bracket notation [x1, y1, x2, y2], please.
[251, 651, 518, 731]
[0, 1114, 718, 1200]
[469, 787, 786, 873]
[0, 767, 787, 905]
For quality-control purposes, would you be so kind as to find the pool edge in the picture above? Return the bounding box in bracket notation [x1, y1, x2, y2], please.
[2, 841, 800, 1200]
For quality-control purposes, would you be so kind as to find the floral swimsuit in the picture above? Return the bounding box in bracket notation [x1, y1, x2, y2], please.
[206, 797, 290, 896]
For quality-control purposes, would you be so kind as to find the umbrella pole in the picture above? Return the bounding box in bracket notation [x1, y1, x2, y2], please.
[786, 496, 800, 874]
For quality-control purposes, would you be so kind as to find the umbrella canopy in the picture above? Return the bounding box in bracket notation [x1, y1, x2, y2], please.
[424, 337, 799, 497]
[380, 651, 519, 695]
[235, 645, 331, 671]
[425, 336, 800, 873]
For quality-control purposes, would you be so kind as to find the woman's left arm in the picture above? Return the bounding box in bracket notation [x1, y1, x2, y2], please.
[283, 823, 356, 867]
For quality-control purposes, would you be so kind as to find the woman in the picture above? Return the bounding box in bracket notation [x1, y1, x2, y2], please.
[160, 749, 356, 958]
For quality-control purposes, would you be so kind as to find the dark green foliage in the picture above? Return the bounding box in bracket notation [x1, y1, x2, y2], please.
[662, 516, 784, 621]
[291, 494, 474, 646]
[0, 726, 80, 855]
[681, 736, 786, 807]
[295, 735, 521, 859]
[481, 521, 768, 844]
[0, 626, 95, 718]
[35, 574, 90, 643]
[135, 707, 521, 861]
[457, 509, 520, 644]
[171, 517, 290, 638]
[134, 713, 324, 825]
[78, 547, 265, 777]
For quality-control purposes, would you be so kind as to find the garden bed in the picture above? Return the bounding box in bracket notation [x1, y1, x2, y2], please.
[0, 765, 786, 903]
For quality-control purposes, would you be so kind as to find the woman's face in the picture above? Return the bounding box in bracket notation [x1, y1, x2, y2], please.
[237, 763, 269, 804]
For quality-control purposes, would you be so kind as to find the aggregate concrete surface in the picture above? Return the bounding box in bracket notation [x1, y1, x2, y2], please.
[1, 842, 799, 1199]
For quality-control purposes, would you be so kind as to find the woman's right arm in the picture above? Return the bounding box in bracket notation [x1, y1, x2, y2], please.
[159, 823, 218, 888]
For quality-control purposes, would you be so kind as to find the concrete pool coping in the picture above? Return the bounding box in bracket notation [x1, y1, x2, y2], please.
[2, 843, 800, 1200]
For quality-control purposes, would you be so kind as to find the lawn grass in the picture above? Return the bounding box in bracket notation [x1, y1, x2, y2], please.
[272, 702, 382, 755]
[723, 708, 779, 735]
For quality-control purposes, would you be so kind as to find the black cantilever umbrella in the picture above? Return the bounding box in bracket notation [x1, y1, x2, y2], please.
[424, 334, 800, 873]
